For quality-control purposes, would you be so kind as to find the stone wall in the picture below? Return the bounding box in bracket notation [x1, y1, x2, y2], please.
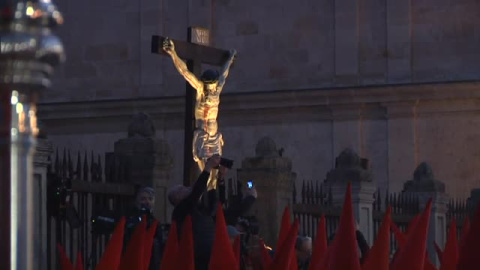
[39, 0, 480, 201]
[40, 82, 480, 200]
[46, 0, 480, 102]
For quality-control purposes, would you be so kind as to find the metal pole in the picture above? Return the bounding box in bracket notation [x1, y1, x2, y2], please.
[10, 91, 38, 269]
[0, 85, 12, 269]
[0, 1, 64, 269]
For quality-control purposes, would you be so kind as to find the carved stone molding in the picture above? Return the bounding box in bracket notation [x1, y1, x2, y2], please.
[38, 81, 480, 132]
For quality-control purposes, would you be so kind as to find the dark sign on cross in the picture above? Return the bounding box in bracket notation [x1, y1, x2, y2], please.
[151, 27, 235, 186]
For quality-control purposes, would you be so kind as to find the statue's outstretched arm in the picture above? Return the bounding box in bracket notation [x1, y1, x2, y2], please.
[218, 49, 237, 89]
[163, 38, 203, 91]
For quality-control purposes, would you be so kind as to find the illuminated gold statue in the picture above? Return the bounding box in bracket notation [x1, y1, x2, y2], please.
[163, 38, 236, 190]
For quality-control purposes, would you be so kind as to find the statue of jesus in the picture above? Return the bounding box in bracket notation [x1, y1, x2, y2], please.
[163, 38, 236, 190]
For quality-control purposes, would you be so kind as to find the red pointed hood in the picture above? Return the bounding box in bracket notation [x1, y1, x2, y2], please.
[392, 214, 420, 248]
[391, 215, 437, 270]
[391, 199, 432, 270]
[57, 243, 73, 270]
[177, 216, 195, 270]
[290, 248, 298, 270]
[329, 182, 360, 270]
[270, 219, 299, 270]
[457, 204, 480, 270]
[143, 220, 158, 268]
[277, 206, 292, 248]
[439, 219, 458, 270]
[405, 213, 437, 270]
[329, 182, 361, 270]
[209, 204, 239, 270]
[96, 217, 126, 270]
[459, 216, 470, 251]
[404, 213, 438, 270]
[423, 260, 437, 270]
[391, 221, 406, 247]
[434, 242, 443, 263]
[119, 217, 147, 270]
[74, 252, 84, 270]
[318, 243, 333, 270]
[406, 214, 420, 234]
[308, 216, 327, 270]
[362, 206, 392, 270]
[160, 221, 179, 270]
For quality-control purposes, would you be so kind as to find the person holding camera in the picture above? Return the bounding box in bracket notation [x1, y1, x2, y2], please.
[168, 155, 223, 270]
[219, 177, 259, 270]
[123, 186, 164, 270]
[220, 179, 257, 227]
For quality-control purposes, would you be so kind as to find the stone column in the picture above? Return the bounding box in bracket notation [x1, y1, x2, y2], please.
[403, 162, 449, 266]
[237, 137, 296, 248]
[113, 113, 173, 222]
[325, 148, 376, 245]
[33, 136, 53, 270]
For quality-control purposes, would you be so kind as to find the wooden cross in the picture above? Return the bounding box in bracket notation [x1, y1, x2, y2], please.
[151, 27, 230, 186]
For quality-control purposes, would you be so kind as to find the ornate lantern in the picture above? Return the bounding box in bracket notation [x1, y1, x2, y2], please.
[0, 0, 64, 268]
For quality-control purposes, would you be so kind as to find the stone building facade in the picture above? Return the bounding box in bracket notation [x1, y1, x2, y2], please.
[40, 0, 480, 203]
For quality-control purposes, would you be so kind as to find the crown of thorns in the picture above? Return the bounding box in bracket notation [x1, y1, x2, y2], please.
[201, 69, 219, 84]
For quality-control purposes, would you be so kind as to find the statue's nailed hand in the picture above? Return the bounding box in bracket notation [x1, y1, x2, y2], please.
[163, 38, 175, 55]
[229, 49, 237, 61]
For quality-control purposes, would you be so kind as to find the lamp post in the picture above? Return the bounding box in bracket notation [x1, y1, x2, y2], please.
[0, 0, 64, 269]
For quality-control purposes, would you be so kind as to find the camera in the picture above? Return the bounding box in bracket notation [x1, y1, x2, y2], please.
[91, 207, 155, 235]
[91, 210, 118, 235]
[219, 157, 234, 169]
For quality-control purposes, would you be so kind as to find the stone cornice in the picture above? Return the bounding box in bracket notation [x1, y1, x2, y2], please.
[37, 81, 480, 133]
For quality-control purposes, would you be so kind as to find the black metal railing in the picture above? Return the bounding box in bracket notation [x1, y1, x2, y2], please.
[46, 149, 135, 270]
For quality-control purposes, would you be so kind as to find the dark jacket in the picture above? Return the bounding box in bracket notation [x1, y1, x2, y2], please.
[298, 257, 311, 270]
[218, 181, 256, 226]
[355, 230, 369, 263]
[172, 171, 215, 270]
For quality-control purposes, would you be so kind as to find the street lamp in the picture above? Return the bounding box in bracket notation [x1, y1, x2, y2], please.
[0, 0, 64, 269]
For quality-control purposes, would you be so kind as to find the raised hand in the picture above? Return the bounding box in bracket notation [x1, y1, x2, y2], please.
[244, 186, 258, 199]
[205, 154, 221, 172]
[162, 38, 175, 55]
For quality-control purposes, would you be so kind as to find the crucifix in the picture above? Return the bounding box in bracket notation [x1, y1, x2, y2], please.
[151, 27, 236, 187]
